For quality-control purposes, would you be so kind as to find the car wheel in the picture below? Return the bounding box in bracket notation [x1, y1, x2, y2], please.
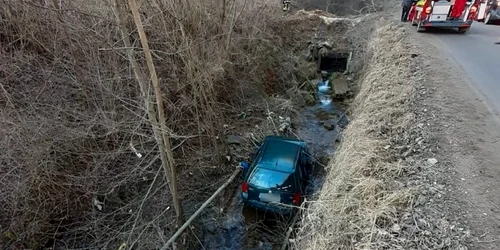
[485, 13, 492, 24]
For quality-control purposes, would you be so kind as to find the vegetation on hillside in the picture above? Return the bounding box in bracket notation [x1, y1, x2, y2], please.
[0, 0, 300, 248]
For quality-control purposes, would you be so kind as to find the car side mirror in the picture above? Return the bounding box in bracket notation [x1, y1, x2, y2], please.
[240, 161, 250, 172]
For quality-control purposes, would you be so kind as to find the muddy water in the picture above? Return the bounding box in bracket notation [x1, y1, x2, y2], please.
[200, 76, 348, 250]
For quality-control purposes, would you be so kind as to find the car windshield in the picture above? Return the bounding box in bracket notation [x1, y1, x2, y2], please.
[248, 167, 295, 191]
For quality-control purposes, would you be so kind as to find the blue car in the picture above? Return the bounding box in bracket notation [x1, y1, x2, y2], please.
[241, 136, 312, 214]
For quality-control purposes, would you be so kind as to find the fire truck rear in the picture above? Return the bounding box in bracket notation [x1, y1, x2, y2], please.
[411, 0, 480, 33]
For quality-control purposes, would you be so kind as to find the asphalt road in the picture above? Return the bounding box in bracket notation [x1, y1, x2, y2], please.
[425, 23, 500, 113]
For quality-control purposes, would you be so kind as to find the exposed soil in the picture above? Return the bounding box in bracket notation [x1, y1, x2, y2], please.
[406, 25, 500, 249]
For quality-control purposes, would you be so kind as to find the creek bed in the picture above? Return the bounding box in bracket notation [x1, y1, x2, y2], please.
[200, 74, 349, 250]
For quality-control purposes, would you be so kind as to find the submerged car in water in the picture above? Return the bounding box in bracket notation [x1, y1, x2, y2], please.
[240, 136, 312, 214]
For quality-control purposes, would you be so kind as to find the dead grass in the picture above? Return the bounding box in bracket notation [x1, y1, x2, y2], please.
[294, 19, 420, 249]
[0, 0, 307, 249]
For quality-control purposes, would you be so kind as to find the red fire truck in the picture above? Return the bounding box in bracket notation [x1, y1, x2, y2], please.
[476, 0, 500, 24]
[410, 0, 480, 33]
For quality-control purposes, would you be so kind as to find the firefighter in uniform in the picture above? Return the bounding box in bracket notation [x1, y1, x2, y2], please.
[283, 0, 290, 11]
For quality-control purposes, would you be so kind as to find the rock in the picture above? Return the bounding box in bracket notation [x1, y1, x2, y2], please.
[227, 135, 244, 145]
[205, 223, 217, 233]
[427, 158, 438, 165]
[392, 223, 401, 232]
[323, 123, 335, 131]
[222, 220, 237, 230]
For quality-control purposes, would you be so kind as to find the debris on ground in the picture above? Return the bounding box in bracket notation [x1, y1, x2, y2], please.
[427, 158, 438, 165]
[331, 74, 351, 98]
[227, 135, 245, 145]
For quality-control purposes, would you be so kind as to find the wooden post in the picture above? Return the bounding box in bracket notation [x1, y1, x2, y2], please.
[127, 0, 184, 226]
[112, 0, 184, 226]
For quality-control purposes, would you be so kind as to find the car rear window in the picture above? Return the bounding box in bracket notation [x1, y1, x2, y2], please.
[258, 140, 299, 173]
[248, 167, 295, 191]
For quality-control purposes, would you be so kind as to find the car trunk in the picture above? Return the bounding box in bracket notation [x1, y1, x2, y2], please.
[247, 168, 298, 205]
[247, 184, 296, 205]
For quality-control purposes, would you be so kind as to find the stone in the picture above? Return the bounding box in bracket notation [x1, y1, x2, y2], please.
[427, 158, 438, 165]
[205, 223, 217, 233]
[227, 135, 244, 145]
[323, 123, 335, 131]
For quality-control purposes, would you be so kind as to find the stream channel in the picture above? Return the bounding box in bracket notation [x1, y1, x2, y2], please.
[200, 71, 349, 250]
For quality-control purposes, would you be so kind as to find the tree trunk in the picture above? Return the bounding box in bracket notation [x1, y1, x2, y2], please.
[127, 0, 184, 226]
[112, 0, 184, 227]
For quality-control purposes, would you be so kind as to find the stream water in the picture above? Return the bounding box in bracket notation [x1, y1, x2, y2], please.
[200, 75, 348, 250]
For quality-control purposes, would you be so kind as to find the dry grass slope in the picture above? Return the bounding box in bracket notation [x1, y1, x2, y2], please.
[0, 0, 305, 249]
[295, 20, 420, 249]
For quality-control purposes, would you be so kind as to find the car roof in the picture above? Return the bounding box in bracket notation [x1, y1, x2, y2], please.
[255, 137, 303, 173]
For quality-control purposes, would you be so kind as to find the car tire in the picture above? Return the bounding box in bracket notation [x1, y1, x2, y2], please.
[485, 13, 492, 24]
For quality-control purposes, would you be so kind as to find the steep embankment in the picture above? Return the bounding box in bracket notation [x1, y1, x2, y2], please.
[295, 20, 463, 249]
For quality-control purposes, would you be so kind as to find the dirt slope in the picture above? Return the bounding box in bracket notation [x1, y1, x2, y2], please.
[406, 26, 500, 249]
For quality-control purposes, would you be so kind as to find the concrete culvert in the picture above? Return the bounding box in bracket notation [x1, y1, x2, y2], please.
[318, 52, 350, 72]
